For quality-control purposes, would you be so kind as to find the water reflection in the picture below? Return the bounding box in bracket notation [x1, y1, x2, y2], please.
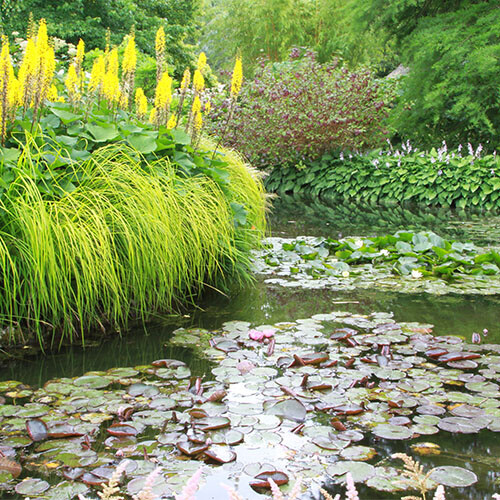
[270, 195, 500, 246]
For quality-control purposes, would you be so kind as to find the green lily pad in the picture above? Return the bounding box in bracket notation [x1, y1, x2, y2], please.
[340, 445, 377, 461]
[372, 424, 413, 440]
[43, 481, 89, 500]
[15, 478, 50, 496]
[429, 466, 478, 487]
[265, 399, 307, 423]
[327, 461, 376, 482]
[73, 375, 111, 389]
[366, 466, 416, 492]
[437, 417, 486, 434]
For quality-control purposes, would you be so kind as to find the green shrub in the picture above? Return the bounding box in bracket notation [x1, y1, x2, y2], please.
[355, 1, 500, 147]
[265, 142, 500, 210]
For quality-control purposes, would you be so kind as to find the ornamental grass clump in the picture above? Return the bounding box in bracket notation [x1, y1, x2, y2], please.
[0, 141, 262, 346]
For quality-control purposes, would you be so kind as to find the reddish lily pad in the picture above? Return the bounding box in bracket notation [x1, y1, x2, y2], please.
[438, 352, 480, 363]
[176, 440, 210, 456]
[333, 404, 364, 416]
[250, 470, 289, 490]
[26, 419, 48, 442]
[212, 338, 239, 353]
[81, 472, 108, 486]
[48, 423, 84, 439]
[63, 468, 85, 481]
[196, 416, 231, 431]
[107, 423, 138, 437]
[301, 353, 329, 365]
[204, 445, 237, 463]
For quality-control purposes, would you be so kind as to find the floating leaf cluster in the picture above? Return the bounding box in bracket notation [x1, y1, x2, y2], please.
[253, 231, 500, 295]
[1, 309, 499, 497]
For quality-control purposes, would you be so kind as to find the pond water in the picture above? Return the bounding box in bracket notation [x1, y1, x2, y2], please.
[1, 196, 500, 499]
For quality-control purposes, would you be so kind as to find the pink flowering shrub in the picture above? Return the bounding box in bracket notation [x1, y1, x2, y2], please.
[207, 48, 394, 168]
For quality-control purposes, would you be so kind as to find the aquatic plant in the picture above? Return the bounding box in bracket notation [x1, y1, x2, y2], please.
[255, 230, 500, 297]
[392, 453, 434, 500]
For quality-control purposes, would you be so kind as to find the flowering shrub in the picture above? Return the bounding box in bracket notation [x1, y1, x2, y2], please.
[265, 140, 500, 210]
[207, 48, 395, 168]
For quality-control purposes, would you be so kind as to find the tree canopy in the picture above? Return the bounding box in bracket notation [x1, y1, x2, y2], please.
[0, 0, 201, 69]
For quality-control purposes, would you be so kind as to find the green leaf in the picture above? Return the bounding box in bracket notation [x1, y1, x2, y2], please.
[230, 202, 247, 227]
[127, 133, 158, 154]
[170, 129, 191, 145]
[86, 123, 120, 143]
[49, 105, 81, 124]
[173, 151, 196, 170]
[395, 241, 412, 253]
[0, 148, 20, 164]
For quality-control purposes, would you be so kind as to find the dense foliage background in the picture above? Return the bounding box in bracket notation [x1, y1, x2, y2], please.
[0, 0, 201, 73]
[201, 0, 500, 150]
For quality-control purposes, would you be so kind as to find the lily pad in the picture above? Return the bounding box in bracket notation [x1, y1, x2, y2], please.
[340, 445, 377, 461]
[327, 461, 376, 482]
[250, 470, 289, 489]
[429, 466, 478, 487]
[437, 417, 486, 434]
[266, 399, 307, 423]
[372, 424, 413, 440]
[26, 419, 48, 441]
[204, 445, 237, 463]
[15, 478, 50, 496]
[73, 375, 111, 389]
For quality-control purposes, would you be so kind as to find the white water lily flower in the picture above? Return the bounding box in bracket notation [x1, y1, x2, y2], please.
[342, 270, 350, 278]
[353, 239, 363, 248]
[380, 249, 390, 256]
[411, 269, 423, 279]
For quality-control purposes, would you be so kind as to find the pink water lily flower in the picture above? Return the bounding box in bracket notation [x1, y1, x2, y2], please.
[248, 329, 275, 341]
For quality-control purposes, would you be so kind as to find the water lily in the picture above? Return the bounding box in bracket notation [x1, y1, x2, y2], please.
[249, 329, 275, 341]
[380, 249, 390, 256]
[342, 270, 350, 278]
[411, 269, 423, 279]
